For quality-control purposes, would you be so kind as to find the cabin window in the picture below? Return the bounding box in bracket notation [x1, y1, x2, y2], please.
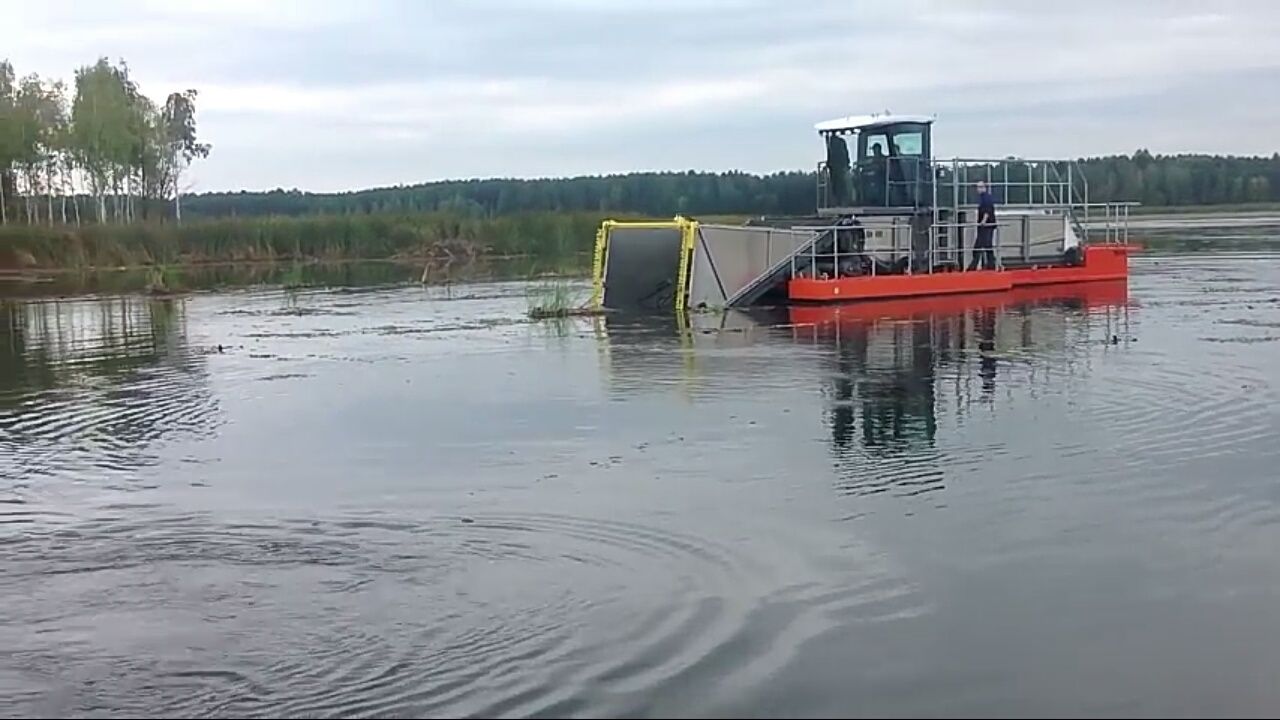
[890, 131, 923, 156]
[864, 134, 890, 157]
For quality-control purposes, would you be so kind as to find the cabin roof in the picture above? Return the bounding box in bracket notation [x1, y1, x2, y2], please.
[815, 113, 934, 133]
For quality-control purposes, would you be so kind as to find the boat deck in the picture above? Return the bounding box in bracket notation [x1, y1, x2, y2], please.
[788, 244, 1132, 303]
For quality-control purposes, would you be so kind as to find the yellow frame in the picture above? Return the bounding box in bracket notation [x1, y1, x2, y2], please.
[590, 216, 699, 313]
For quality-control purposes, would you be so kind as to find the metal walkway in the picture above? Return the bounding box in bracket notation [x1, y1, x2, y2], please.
[593, 218, 819, 311]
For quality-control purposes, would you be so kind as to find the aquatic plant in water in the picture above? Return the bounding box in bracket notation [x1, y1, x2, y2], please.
[526, 278, 602, 319]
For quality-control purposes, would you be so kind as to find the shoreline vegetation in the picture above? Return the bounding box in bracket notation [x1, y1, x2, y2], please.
[0, 212, 610, 272]
[0, 255, 593, 299]
[2, 202, 1278, 278]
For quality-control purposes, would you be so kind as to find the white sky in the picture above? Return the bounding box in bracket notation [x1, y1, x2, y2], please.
[4, 0, 1279, 193]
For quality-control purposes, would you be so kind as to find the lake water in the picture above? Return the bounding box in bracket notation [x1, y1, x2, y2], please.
[2, 248, 1280, 717]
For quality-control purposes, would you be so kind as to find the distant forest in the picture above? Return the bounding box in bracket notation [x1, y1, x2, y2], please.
[184, 151, 1280, 219]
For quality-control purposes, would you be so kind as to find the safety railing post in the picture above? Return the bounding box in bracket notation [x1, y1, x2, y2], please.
[833, 225, 840, 278]
[996, 222, 1002, 270]
[808, 229, 819, 278]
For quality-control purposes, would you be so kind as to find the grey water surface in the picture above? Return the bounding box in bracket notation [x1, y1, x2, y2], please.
[2, 248, 1279, 718]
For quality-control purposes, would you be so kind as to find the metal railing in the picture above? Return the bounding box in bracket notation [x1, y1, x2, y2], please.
[789, 221, 913, 279]
[927, 220, 1006, 271]
[818, 157, 1090, 209]
[816, 155, 1140, 248]
[935, 158, 1083, 209]
[788, 220, 1012, 280]
[786, 199, 1136, 285]
[1086, 201, 1135, 245]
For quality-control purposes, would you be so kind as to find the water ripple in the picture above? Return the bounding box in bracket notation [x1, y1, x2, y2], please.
[0, 507, 924, 718]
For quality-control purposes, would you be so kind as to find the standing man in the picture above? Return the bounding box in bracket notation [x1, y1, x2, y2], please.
[864, 142, 888, 207]
[968, 180, 997, 270]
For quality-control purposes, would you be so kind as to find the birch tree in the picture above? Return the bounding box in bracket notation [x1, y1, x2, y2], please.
[71, 58, 136, 223]
[0, 60, 16, 225]
[1, 57, 211, 226]
[162, 90, 209, 223]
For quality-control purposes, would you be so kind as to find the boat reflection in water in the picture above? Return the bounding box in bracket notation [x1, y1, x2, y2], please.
[786, 281, 1130, 497]
[790, 280, 1130, 431]
[594, 280, 1130, 499]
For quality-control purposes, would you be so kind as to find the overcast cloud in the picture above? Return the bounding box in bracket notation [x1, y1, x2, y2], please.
[4, 0, 1279, 192]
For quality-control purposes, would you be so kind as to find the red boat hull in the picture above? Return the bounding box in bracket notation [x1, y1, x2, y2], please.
[788, 244, 1132, 303]
[788, 279, 1130, 329]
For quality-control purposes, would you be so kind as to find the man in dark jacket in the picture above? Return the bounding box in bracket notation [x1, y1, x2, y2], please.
[969, 180, 997, 270]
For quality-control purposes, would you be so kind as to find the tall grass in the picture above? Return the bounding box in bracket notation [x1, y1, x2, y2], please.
[143, 264, 183, 294]
[527, 279, 579, 316]
[0, 211, 616, 270]
[280, 262, 307, 290]
[525, 278, 604, 320]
